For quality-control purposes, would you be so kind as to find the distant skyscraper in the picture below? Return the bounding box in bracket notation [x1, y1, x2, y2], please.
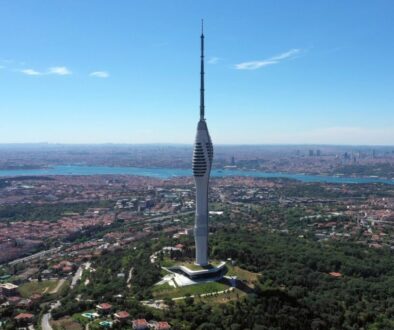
[192, 22, 213, 266]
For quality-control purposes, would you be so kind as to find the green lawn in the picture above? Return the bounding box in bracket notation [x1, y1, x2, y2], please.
[152, 280, 229, 299]
[226, 265, 260, 285]
[161, 258, 177, 268]
[18, 280, 60, 298]
[51, 316, 83, 330]
[196, 288, 247, 305]
[162, 257, 223, 271]
[160, 268, 172, 277]
[177, 261, 218, 271]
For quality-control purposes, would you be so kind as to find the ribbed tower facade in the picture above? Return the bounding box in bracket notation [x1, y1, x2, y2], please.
[193, 23, 213, 266]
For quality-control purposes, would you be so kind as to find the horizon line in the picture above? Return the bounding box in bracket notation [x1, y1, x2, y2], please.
[0, 142, 393, 147]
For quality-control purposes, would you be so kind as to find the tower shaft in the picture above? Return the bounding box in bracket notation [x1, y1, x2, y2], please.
[193, 21, 213, 266]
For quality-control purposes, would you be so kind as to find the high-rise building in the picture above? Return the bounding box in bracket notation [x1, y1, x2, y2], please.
[192, 22, 213, 266]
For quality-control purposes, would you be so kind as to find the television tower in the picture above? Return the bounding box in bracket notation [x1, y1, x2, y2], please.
[192, 20, 213, 266]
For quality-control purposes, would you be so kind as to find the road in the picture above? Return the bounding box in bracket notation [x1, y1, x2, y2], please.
[71, 262, 91, 289]
[143, 211, 194, 223]
[71, 266, 83, 289]
[127, 267, 134, 288]
[41, 313, 52, 330]
[8, 246, 61, 266]
[41, 301, 61, 330]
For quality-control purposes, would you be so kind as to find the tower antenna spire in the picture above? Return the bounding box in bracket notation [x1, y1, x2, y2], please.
[200, 19, 205, 120]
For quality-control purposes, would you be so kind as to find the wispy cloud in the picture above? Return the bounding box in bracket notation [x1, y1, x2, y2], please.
[49, 66, 72, 75]
[208, 57, 220, 64]
[21, 68, 43, 76]
[235, 48, 301, 70]
[90, 71, 109, 78]
[20, 66, 72, 76]
[271, 49, 300, 61]
[235, 60, 277, 70]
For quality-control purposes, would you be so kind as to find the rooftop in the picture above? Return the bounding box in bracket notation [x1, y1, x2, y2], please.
[15, 313, 34, 320]
[115, 311, 130, 319]
[97, 303, 112, 310]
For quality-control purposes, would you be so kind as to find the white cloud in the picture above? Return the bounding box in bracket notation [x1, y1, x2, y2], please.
[21, 68, 43, 76]
[235, 60, 278, 70]
[271, 49, 300, 61]
[90, 71, 109, 78]
[235, 48, 301, 70]
[49, 66, 72, 75]
[208, 57, 219, 64]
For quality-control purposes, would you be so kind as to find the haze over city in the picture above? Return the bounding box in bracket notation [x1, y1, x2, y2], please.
[1, 1, 394, 145]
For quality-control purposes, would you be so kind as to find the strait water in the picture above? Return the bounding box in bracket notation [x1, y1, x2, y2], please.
[0, 165, 393, 185]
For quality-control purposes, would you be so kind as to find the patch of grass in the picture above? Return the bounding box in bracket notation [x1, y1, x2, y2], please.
[163, 258, 223, 271]
[72, 313, 94, 326]
[18, 280, 60, 298]
[161, 258, 177, 268]
[179, 262, 217, 271]
[152, 280, 229, 299]
[51, 316, 83, 330]
[196, 288, 247, 305]
[51, 279, 70, 299]
[152, 282, 174, 295]
[227, 265, 260, 286]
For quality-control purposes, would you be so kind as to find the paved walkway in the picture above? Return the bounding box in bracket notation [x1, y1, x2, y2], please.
[41, 301, 61, 330]
[142, 287, 235, 309]
[49, 279, 65, 294]
[41, 313, 52, 330]
[172, 287, 235, 301]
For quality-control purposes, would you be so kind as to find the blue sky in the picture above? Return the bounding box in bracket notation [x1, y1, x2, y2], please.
[1, 0, 394, 145]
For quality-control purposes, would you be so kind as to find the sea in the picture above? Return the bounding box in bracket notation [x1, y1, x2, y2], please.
[0, 165, 393, 185]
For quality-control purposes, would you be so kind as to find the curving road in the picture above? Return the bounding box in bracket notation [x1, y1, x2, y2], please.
[41, 301, 61, 330]
[41, 312, 52, 330]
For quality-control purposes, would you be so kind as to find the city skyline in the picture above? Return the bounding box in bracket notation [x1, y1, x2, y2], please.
[1, 1, 394, 145]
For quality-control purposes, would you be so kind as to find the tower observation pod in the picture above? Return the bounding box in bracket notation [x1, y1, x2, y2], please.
[192, 20, 213, 266]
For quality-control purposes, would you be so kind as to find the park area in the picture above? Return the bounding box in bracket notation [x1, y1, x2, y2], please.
[18, 279, 67, 298]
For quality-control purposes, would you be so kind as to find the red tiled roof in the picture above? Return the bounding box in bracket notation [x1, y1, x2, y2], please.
[15, 313, 34, 319]
[156, 321, 171, 329]
[329, 272, 342, 277]
[133, 319, 148, 326]
[115, 311, 130, 318]
[62, 266, 73, 272]
[97, 303, 112, 310]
